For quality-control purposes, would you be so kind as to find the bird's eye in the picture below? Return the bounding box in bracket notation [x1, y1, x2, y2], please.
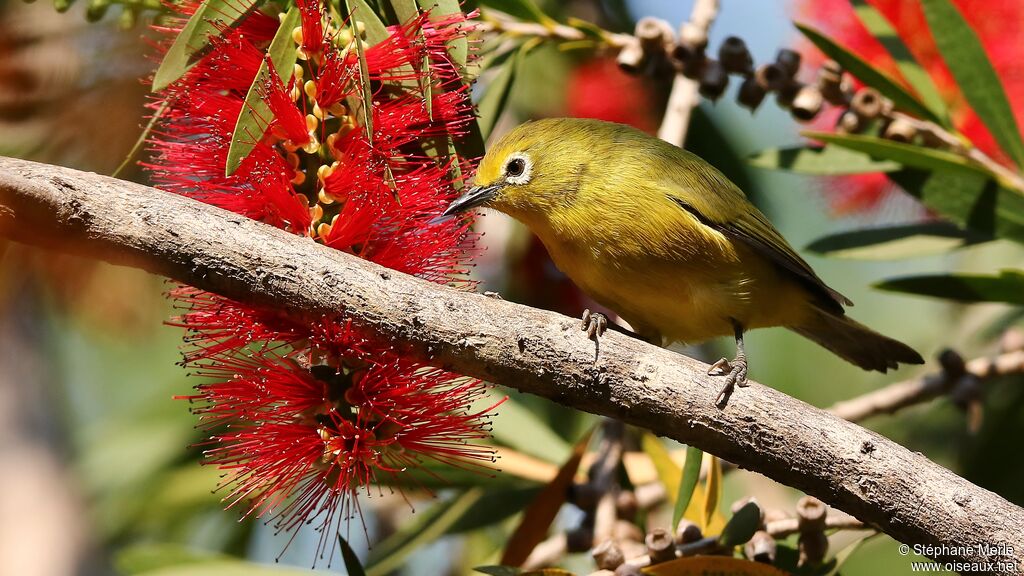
[506, 157, 526, 177]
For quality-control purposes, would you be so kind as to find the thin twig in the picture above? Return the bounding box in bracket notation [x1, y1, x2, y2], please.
[828, 349, 1024, 423]
[1, 156, 1022, 573]
[657, 0, 719, 147]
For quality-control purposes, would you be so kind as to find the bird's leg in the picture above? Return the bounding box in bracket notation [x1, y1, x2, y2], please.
[710, 320, 748, 405]
[581, 308, 609, 341]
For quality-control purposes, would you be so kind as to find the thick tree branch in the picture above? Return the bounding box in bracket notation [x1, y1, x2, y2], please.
[0, 156, 1022, 573]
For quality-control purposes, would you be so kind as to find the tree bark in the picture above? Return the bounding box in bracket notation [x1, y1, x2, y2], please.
[0, 156, 1021, 573]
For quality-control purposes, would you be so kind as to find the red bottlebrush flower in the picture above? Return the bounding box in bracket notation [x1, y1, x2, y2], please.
[566, 57, 658, 133]
[146, 0, 495, 560]
[792, 0, 1024, 215]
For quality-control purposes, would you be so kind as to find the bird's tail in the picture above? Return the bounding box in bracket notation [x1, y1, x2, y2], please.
[792, 307, 924, 373]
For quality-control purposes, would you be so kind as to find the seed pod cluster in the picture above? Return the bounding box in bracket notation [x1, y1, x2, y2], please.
[614, 30, 956, 151]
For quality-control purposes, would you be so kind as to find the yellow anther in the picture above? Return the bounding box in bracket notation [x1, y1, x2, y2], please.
[317, 222, 332, 239]
[305, 114, 319, 133]
[318, 188, 335, 205]
[328, 103, 347, 117]
[317, 163, 334, 182]
[291, 170, 306, 186]
[290, 85, 301, 102]
[310, 203, 324, 222]
[303, 79, 317, 101]
[293, 63, 304, 80]
[313, 103, 325, 120]
[292, 26, 303, 46]
[302, 136, 320, 155]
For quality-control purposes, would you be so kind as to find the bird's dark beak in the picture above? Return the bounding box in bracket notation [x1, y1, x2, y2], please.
[442, 184, 500, 216]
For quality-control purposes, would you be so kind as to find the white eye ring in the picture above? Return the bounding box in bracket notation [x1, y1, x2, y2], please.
[503, 152, 532, 185]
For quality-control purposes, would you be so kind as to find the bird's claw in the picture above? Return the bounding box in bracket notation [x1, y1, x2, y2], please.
[580, 309, 608, 340]
[710, 356, 748, 405]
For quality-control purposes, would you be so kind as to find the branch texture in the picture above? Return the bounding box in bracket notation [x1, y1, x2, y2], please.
[0, 156, 1022, 572]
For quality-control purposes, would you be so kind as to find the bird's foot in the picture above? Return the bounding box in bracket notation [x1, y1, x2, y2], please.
[580, 309, 608, 363]
[580, 309, 608, 340]
[709, 356, 748, 405]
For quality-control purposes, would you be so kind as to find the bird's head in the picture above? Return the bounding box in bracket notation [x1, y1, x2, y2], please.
[443, 118, 612, 223]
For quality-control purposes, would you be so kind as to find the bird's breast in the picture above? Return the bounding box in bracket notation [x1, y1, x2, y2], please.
[533, 214, 811, 344]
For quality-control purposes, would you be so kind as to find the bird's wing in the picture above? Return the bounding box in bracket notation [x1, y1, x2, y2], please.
[662, 155, 852, 314]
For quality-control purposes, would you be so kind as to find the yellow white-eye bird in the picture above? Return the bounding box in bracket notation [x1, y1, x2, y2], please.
[444, 118, 923, 401]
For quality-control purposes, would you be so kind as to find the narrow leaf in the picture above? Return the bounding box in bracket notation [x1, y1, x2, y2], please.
[921, 0, 1024, 166]
[224, 6, 300, 176]
[643, 556, 791, 576]
[850, 0, 948, 123]
[444, 486, 541, 534]
[365, 489, 484, 575]
[748, 145, 900, 175]
[153, 0, 261, 92]
[500, 428, 593, 567]
[672, 445, 702, 532]
[718, 501, 761, 547]
[388, 0, 419, 24]
[476, 43, 528, 139]
[806, 221, 987, 260]
[888, 169, 1024, 244]
[351, 0, 391, 43]
[489, 394, 571, 463]
[475, 567, 520, 576]
[339, 536, 367, 576]
[875, 269, 1024, 305]
[795, 22, 944, 125]
[701, 455, 722, 533]
[804, 131, 992, 179]
[418, 0, 468, 69]
[478, 0, 552, 25]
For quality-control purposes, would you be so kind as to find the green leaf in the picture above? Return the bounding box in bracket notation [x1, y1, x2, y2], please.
[153, 0, 261, 92]
[116, 544, 224, 575]
[388, 0, 419, 24]
[365, 489, 484, 576]
[418, 0, 468, 69]
[850, 0, 949, 123]
[718, 501, 761, 547]
[490, 394, 570, 463]
[672, 445, 702, 532]
[477, 0, 551, 25]
[475, 567, 521, 576]
[795, 22, 944, 125]
[748, 145, 900, 175]
[500, 429, 593, 567]
[804, 131, 990, 178]
[444, 486, 541, 533]
[476, 43, 529, 140]
[339, 536, 367, 576]
[224, 6, 300, 176]
[888, 169, 1024, 244]
[350, 0, 391, 43]
[806, 221, 987, 260]
[875, 269, 1024, 305]
[921, 0, 1024, 167]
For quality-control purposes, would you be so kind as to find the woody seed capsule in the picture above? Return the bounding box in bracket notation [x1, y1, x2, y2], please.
[850, 87, 884, 119]
[791, 85, 824, 122]
[719, 36, 753, 74]
[699, 60, 729, 101]
[737, 76, 767, 111]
